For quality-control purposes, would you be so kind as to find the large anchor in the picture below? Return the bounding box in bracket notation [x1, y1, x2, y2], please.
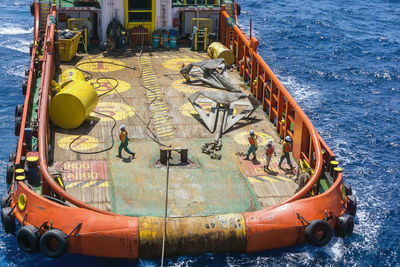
[188, 91, 260, 159]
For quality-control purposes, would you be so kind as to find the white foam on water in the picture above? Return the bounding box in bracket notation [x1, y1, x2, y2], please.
[0, 26, 33, 35]
[279, 75, 321, 108]
[0, 38, 30, 54]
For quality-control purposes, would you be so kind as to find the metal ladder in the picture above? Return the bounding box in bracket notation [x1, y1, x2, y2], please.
[39, 0, 52, 29]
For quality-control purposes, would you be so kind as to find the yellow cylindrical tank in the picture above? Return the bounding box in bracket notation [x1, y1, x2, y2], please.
[49, 80, 98, 129]
[58, 68, 85, 88]
[207, 42, 234, 66]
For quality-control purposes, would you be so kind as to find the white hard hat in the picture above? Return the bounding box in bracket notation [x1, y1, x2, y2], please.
[285, 136, 292, 142]
[249, 130, 255, 135]
[120, 125, 126, 130]
[267, 139, 273, 145]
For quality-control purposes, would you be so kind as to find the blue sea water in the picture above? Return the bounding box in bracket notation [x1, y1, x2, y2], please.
[0, 0, 399, 266]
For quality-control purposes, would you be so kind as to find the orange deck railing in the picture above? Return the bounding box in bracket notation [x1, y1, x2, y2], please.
[219, 6, 336, 203]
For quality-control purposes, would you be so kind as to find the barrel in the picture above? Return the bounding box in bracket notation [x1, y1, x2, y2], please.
[152, 32, 160, 49]
[49, 80, 98, 129]
[169, 35, 177, 49]
[161, 32, 169, 48]
[58, 68, 85, 88]
[207, 42, 234, 66]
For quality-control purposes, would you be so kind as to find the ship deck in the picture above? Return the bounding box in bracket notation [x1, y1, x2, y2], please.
[51, 48, 299, 217]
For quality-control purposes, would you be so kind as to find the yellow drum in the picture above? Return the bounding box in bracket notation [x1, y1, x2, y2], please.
[58, 68, 85, 88]
[49, 80, 98, 129]
[207, 42, 234, 66]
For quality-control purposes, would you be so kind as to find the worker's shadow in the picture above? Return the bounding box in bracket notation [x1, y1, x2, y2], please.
[121, 155, 134, 163]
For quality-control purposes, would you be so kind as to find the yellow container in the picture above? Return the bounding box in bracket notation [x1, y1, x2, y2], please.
[58, 31, 81, 62]
[207, 42, 234, 66]
[58, 68, 85, 88]
[49, 80, 98, 129]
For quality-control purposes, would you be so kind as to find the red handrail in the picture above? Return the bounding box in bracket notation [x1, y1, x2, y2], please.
[219, 6, 332, 203]
[36, 5, 111, 214]
[15, 2, 40, 166]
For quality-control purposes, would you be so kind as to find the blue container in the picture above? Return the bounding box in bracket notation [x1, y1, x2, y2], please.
[161, 33, 169, 48]
[152, 33, 160, 49]
[169, 29, 178, 37]
[169, 36, 177, 49]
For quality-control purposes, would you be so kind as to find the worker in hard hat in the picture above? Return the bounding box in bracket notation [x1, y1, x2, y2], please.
[264, 139, 276, 171]
[279, 136, 294, 170]
[117, 125, 135, 158]
[244, 130, 258, 160]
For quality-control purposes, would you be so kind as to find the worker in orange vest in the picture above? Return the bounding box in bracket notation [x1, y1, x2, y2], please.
[117, 125, 135, 158]
[264, 139, 276, 171]
[244, 130, 258, 160]
[279, 136, 294, 170]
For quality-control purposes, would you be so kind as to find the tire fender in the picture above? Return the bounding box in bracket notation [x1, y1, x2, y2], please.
[335, 214, 355, 238]
[1, 207, 16, 234]
[17, 225, 40, 254]
[1, 194, 10, 209]
[6, 162, 14, 184]
[305, 219, 332, 247]
[40, 229, 68, 258]
[347, 195, 357, 216]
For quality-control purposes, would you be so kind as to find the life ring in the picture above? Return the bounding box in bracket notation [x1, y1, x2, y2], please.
[6, 162, 14, 184]
[15, 104, 24, 120]
[1, 194, 10, 209]
[1, 207, 16, 234]
[17, 225, 40, 254]
[40, 229, 68, 258]
[347, 195, 357, 216]
[15, 116, 21, 136]
[335, 214, 354, 238]
[305, 220, 332, 247]
[22, 80, 28, 96]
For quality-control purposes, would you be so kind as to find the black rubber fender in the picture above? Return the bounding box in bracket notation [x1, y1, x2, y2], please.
[40, 229, 68, 258]
[6, 162, 14, 184]
[335, 214, 355, 238]
[15, 116, 22, 136]
[22, 80, 28, 95]
[30, 2, 35, 16]
[29, 43, 33, 57]
[15, 104, 24, 120]
[1, 207, 16, 234]
[347, 195, 357, 216]
[1, 194, 10, 209]
[17, 225, 40, 254]
[25, 68, 30, 77]
[305, 219, 332, 247]
[8, 152, 16, 163]
[343, 183, 352, 196]
[236, 3, 241, 16]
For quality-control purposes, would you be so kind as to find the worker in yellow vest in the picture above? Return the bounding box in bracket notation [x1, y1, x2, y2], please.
[117, 125, 135, 158]
[244, 130, 258, 160]
[264, 139, 276, 171]
[279, 136, 294, 170]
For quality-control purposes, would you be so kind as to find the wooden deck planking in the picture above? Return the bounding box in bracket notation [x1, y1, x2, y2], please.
[54, 48, 299, 212]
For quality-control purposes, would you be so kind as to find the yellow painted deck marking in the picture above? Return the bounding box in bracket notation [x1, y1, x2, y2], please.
[234, 131, 273, 147]
[89, 78, 131, 95]
[78, 57, 126, 72]
[82, 181, 98, 188]
[66, 181, 80, 189]
[258, 175, 279, 182]
[140, 57, 174, 139]
[275, 175, 294, 182]
[91, 102, 135, 121]
[98, 181, 109, 187]
[162, 57, 202, 71]
[58, 135, 99, 151]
